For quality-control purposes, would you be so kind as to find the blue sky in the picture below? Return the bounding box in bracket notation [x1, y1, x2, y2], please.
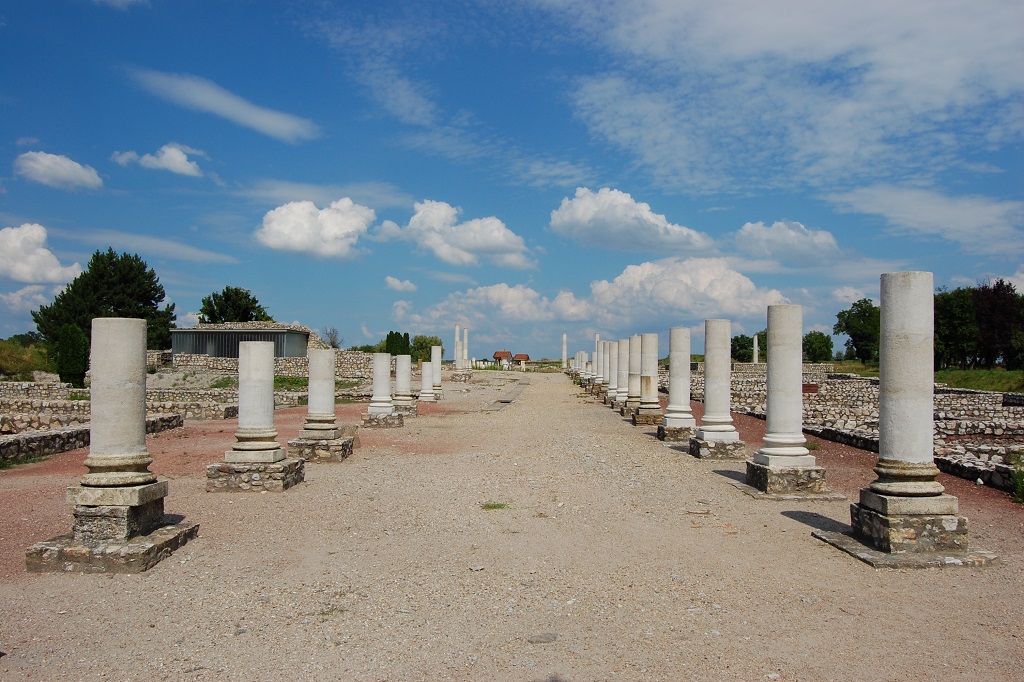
[1, 0, 1022, 359]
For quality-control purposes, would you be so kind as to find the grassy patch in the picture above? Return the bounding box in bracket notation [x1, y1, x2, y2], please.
[934, 368, 1024, 393]
[67, 390, 90, 401]
[806, 442, 820, 451]
[335, 397, 358, 404]
[480, 501, 509, 510]
[274, 375, 308, 390]
[336, 379, 359, 390]
[0, 455, 48, 470]
[209, 376, 237, 389]
[0, 339, 52, 377]
[831, 360, 880, 377]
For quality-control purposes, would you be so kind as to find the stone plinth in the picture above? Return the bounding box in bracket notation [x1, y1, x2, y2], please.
[206, 458, 305, 492]
[395, 402, 418, 416]
[26, 521, 200, 574]
[689, 437, 746, 460]
[287, 436, 354, 463]
[657, 424, 694, 442]
[632, 412, 662, 426]
[744, 461, 830, 495]
[361, 412, 404, 428]
[451, 371, 472, 383]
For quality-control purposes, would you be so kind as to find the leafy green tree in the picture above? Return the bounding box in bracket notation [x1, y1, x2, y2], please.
[384, 331, 411, 356]
[802, 331, 834, 362]
[410, 335, 443, 362]
[198, 286, 273, 324]
[731, 334, 753, 362]
[32, 248, 176, 350]
[973, 278, 1022, 369]
[5, 331, 44, 347]
[833, 298, 880, 364]
[55, 324, 88, 387]
[934, 286, 979, 369]
[755, 329, 767, 361]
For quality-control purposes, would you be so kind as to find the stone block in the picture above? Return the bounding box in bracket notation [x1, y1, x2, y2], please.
[72, 499, 166, 544]
[394, 403, 418, 417]
[205, 458, 305, 492]
[67, 480, 168, 507]
[850, 502, 969, 553]
[287, 436, 354, 463]
[632, 412, 662, 426]
[745, 460, 828, 495]
[361, 413, 404, 429]
[689, 437, 746, 460]
[224, 446, 286, 464]
[26, 520, 199, 574]
[657, 425, 694, 442]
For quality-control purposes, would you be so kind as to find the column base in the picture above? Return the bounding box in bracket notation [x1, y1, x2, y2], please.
[451, 371, 473, 383]
[287, 436, 354, 463]
[225, 447, 285, 464]
[632, 411, 663, 426]
[657, 425, 694, 442]
[417, 393, 436, 402]
[741, 460, 844, 499]
[299, 427, 340, 440]
[689, 437, 746, 460]
[361, 412, 405, 428]
[394, 403, 418, 417]
[206, 458, 305, 492]
[620, 400, 640, 417]
[26, 518, 198, 574]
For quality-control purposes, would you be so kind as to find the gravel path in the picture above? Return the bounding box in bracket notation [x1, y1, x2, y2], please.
[1, 372, 1022, 681]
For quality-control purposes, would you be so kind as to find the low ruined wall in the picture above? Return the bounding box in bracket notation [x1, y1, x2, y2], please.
[1, 398, 90, 434]
[171, 349, 375, 379]
[0, 414, 183, 466]
[0, 382, 73, 400]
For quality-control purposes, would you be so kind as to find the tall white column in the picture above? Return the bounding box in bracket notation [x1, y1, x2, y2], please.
[696, 319, 738, 441]
[561, 333, 568, 369]
[431, 345, 443, 396]
[300, 348, 339, 439]
[605, 340, 618, 401]
[625, 333, 642, 411]
[228, 341, 285, 462]
[454, 324, 461, 369]
[754, 305, 813, 466]
[753, 334, 760, 364]
[419, 361, 435, 401]
[393, 354, 414, 411]
[367, 353, 394, 415]
[616, 338, 629, 405]
[581, 351, 591, 380]
[463, 328, 469, 368]
[637, 332, 660, 413]
[662, 327, 696, 431]
[593, 333, 603, 389]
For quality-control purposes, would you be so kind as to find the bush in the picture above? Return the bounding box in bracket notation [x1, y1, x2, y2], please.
[55, 324, 89, 388]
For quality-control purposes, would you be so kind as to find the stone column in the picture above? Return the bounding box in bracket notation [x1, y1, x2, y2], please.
[300, 348, 340, 439]
[690, 319, 745, 459]
[581, 351, 591, 383]
[463, 328, 469, 369]
[454, 324, 461, 370]
[368, 353, 394, 416]
[592, 333, 603, 394]
[633, 332, 662, 425]
[615, 338, 629, 408]
[746, 305, 830, 495]
[753, 334, 759, 364]
[419, 361, 435, 401]
[562, 333, 567, 369]
[659, 326, 696, 441]
[605, 340, 618, 405]
[393, 354, 416, 415]
[27, 318, 197, 573]
[229, 341, 286, 463]
[622, 333, 642, 415]
[431, 345, 443, 398]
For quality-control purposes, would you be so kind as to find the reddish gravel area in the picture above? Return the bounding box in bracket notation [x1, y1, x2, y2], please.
[0, 374, 1021, 681]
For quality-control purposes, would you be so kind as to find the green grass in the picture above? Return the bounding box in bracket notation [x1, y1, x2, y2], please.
[209, 376, 237, 389]
[336, 380, 359, 390]
[67, 390, 90, 401]
[0, 455, 48, 470]
[335, 397, 358, 404]
[831, 360, 880, 377]
[480, 501, 508, 510]
[0, 339, 51, 378]
[934, 368, 1024, 393]
[273, 375, 308, 390]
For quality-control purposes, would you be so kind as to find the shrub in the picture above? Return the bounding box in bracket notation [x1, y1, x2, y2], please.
[55, 324, 89, 388]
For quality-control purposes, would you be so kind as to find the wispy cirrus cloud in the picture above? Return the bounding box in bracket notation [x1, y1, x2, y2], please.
[50, 227, 238, 264]
[239, 179, 413, 209]
[130, 68, 321, 143]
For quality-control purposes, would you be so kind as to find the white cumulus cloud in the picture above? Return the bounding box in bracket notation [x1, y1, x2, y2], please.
[0, 284, 51, 311]
[0, 224, 82, 283]
[385, 276, 417, 292]
[256, 198, 376, 258]
[733, 220, 841, 261]
[550, 187, 714, 253]
[832, 286, 868, 303]
[111, 143, 205, 176]
[14, 151, 102, 190]
[131, 69, 321, 143]
[379, 200, 535, 269]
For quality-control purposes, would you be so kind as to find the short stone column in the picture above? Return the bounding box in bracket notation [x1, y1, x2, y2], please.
[27, 318, 198, 573]
[690, 319, 745, 459]
[591, 333, 603, 395]
[745, 305, 830, 495]
[815, 272, 995, 567]
[614, 338, 629, 409]
[287, 349, 353, 463]
[209, 341, 305, 491]
[622, 334, 642, 415]
[365, 352, 403, 427]
[633, 332, 662, 425]
[605, 341, 618, 405]
[659, 326, 696, 442]
[419, 361, 436, 401]
[753, 334, 759, 364]
[431, 345, 443, 399]
[454, 324, 462, 370]
[597, 341, 612, 401]
[562, 333, 567, 369]
[393, 354, 417, 416]
[463, 328, 469, 368]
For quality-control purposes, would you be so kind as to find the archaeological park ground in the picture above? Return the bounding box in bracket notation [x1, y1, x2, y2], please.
[0, 366, 1021, 681]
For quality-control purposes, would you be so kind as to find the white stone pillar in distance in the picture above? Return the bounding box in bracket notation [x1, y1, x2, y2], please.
[562, 333, 568, 369]
[393, 354, 414, 413]
[605, 340, 618, 403]
[300, 348, 339, 439]
[633, 332, 661, 424]
[753, 334, 759, 364]
[367, 353, 395, 415]
[659, 326, 696, 440]
[592, 333, 603, 391]
[431, 345, 443, 397]
[690, 320, 744, 459]
[624, 333, 641, 413]
[228, 341, 285, 463]
[615, 338, 629, 406]
[463, 328, 469, 368]
[419, 361, 436, 401]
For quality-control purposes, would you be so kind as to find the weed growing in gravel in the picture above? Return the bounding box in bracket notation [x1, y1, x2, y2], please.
[480, 501, 508, 510]
[1012, 467, 1024, 504]
[0, 455, 47, 469]
[209, 376, 236, 389]
[806, 442, 820, 450]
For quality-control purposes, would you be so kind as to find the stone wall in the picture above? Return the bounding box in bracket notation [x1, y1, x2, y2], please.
[0, 382, 73, 400]
[0, 414, 183, 466]
[171, 349, 376, 379]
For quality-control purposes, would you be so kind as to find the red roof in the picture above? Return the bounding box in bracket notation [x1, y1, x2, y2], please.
[513, 353, 530, 361]
[493, 350, 512, 360]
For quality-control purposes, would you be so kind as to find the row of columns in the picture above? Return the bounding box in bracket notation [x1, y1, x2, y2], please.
[564, 271, 992, 566]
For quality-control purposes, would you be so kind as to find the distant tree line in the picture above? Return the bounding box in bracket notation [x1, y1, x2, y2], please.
[351, 331, 443, 362]
[731, 329, 833, 363]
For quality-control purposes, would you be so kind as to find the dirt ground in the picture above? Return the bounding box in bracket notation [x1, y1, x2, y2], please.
[0, 372, 1021, 681]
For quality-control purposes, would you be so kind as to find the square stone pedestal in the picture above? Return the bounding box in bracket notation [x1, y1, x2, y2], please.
[657, 425, 694, 442]
[632, 410, 662, 426]
[735, 461, 845, 500]
[689, 437, 746, 460]
[206, 458, 305, 492]
[26, 481, 197, 574]
[361, 413, 404, 428]
[395, 403, 418, 417]
[813, 489, 998, 568]
[620, 402, 640, 418]
[287, 436, 354, 463]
